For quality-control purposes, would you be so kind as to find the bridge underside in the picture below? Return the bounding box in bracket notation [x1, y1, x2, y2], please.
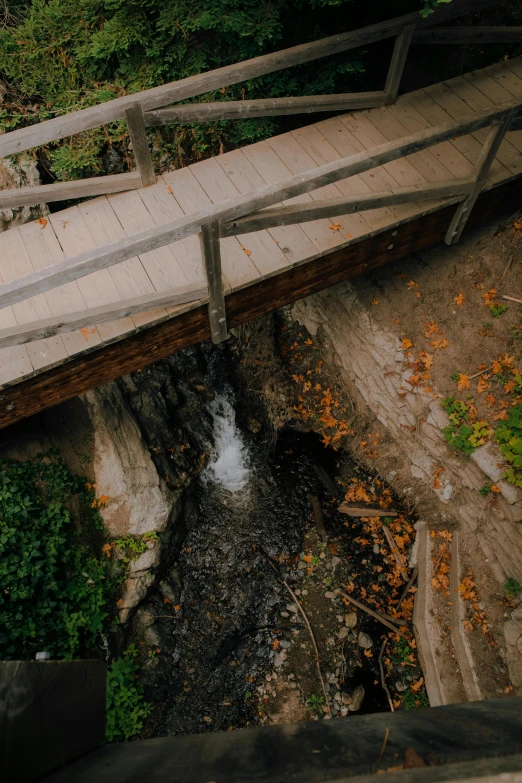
[1, 57, 522, 429]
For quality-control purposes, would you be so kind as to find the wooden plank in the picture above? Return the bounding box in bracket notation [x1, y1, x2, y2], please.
[461, 64, 522, 152]
[1, 96, 519, 311]
[49, 208, 135, 343]
[0, 283, 207, 348]
[144, 92, 387, 124]
[199, 222, 228, 343]
[0, 172, 142, 210]
[445, 109, 517, 243]
[268, 131, 373, 244]
[0, 233, 35, 385]
[1, 151, 521, 422]
[189, 156, 289, 277]
[221, 180, 472, 236]
[162, 165, 257, 288]
[385, 25, 415, 104]
[16, 219, 103, 357]
[413, 27, 522, 44]
[0, 229, 68, 370]
[215, 148, 317, 265]
[125, 105, 156, 187]
[0, 0, 493, 159]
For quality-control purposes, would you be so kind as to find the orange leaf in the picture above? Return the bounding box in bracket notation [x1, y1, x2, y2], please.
[453, 292, 464, 306]
[492, 360, 502, 374]
[477, 376, 489, 394]
[407, 280, 417, 290]
[174, 604, 181, 611]
[303, 554, 313, 563]
[241, 245, 252, 256]
[166, 185, 173, 194]
[372, 298, 379, 305]
[411, 677, 424, 692]
[457, 373, 471, 391]
[491, 484, 501, 493]
[36, 217, 48, 229]
[80, 327, 97, 341]
[401, 338, 413, 349]
[329, 222, 341, 231]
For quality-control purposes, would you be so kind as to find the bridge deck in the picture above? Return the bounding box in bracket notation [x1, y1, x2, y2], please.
[1, 56, 522, 393]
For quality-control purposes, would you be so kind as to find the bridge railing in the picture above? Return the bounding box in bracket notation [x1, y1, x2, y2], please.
[0, 96, 520, 348]
[1, 0, 519, 213]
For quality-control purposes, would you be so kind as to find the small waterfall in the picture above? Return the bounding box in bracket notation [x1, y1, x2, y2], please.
[204, 391, 250, 494]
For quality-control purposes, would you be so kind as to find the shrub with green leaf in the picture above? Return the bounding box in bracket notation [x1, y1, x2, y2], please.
[0, 453, 113, 660]
[105, 645, 153, 742]
[441, 396, 492, 456]
[495, 403, 522, 489]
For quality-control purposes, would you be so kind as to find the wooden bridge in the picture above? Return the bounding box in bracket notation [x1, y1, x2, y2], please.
[1, 0, 522, 429]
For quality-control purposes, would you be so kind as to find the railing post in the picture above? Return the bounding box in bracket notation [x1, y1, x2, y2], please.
[384, 24, 415, 106]
[125, 104, 156, 187]
[199, 220, 228, 343]
[445, 108, 518, 245]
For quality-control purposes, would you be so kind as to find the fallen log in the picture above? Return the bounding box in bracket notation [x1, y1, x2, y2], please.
[338, 504, 397, 517]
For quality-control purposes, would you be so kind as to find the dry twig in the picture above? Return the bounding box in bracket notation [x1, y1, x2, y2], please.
[379, 639, 394, 712]
[468, 365, 493, 380]
[338, 591, 409, 640]
[382, 524, 409, 582]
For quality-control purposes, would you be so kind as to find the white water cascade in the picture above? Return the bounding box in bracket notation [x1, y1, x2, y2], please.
[204, 393, 250, 494]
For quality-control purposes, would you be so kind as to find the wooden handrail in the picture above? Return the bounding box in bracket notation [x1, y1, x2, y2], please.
[412, 26, 522, 44]
[0, 96, 518, 313]
[0, 0, 492, 159]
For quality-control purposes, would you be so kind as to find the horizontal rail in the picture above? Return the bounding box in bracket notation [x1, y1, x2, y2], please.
[413, 26, 522, 44]
[0, 284, 208, 349]
[0, 96, 518, 311]
[0, 172, 143, 210]
[0, 0, 492, 159]
[511, 116, 522, 131]
[220, 181, 473, 237]
[144, 92, 387, 125]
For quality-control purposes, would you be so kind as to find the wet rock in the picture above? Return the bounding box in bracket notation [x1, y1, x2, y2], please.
[340, 706, 349, 716]
[287, 604, 298, 614]
[337, 626, 349, 640]
[358, 631, 373, 649]
[273, 652, 286, 667]
[344, 612, 357, 628]
[331, 556, 341, 568]
[341, 692, 352, 705]
[348, 685, 365, 712]
[324, 591, 335, 599]
[396, 680, 409, 692]
[373, 543, 380, 555]
[333, 692, 342, 702]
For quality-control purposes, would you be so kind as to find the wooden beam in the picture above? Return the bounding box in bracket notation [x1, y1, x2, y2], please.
[445, 110, 517, 245]
[0, 175, 520, 430]
[199, 221, 228, 343]
[0, 96, 518, 312]
[413, 27, 522, 44]
[0, 172, 142, 210]
[0, 284, 208, 349]
[0, 0, 494, 159]
[144, 92, 387, 125]
[385, 25, 415, 105]
[125, 104, 156, 187]
[511, 115, 522, 131]
[220, 180, 473, 236]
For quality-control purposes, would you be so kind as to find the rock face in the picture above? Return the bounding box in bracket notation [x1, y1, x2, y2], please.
[0, 157, 48, 232]
[290, 281, 522, 691]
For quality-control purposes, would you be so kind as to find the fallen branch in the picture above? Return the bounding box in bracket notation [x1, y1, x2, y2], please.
[500, 254, 516, 283]
[468, 365, 493, 380]
[338, 504, 397, 518]
[379, 639, 394, 713]
[338, 590, 410, 641]
[502, 294, 522, 304]
[382, 524, 409, 582]
[310, 494, 328, 540]
[374, 726, 391, 771]
[397, 566, 419, 611]
[265, 556, 330, 715]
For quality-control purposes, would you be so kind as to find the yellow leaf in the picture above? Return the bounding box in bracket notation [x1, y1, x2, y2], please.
[407, 280, 417, 290]
[457, 373, 471, 391]
[401, 338, 413, 349]
[372, 298, 379, 305]
[329, 222, 341, 231]
[477, 376, 489, 394]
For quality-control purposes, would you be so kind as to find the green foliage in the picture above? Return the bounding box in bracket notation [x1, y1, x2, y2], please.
[392, 638, 412, 664]
[113, 531, 158, 561]
[420, 0, 452, 18]
[490, 304, 508, 318]
[105, 645, 152, 742]
[495, 403, 522, 489]
[478, 484, 492, 496]
[403, 690, 429, 709]
[306, 693, 325, 715]
[504, 578, 522, 598]
[0, 452, 113, 660]
[441, 397, 492, 456]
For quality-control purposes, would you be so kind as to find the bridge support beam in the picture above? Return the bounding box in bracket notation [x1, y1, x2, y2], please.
[199, 221, 228, 344]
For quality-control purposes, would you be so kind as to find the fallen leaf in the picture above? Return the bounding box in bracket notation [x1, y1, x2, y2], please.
[457, 373, 471, 391]
[329, 222, 341, 231]
[241, 245, 252, 256]
[453, 292, 465, 306]
[36, 217, 48, 229]
[405, 749, 426, 769]
[411, 677, 424, 692]
[372, 298, 379, 305]
[174, 604, 181, 611]
[80, 327, 97, 341]
[166, 185, 173, 194]
[401, 338, 413, 349]
[477, 376, 489, 394]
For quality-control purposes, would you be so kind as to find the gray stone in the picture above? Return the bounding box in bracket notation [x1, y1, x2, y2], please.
[341, 692, 352, 705]
[337, 626, 349, 640]
[504, 620, 522, 647]
[331, 556, 341, 568]
[348, 684, 365, 712]
[358, 631, 373, 649]
[344, 612, 357, 628]
[287, 604, 298, 614]
[396, 680, 409, 692]
[324, 591, 335, 599]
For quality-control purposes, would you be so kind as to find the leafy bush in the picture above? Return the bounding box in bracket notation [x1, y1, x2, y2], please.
[441, 396, 492, 456]
[504, 578, 522, 599]
[105, 645, 152, 742]
[0, 453, 113, 660]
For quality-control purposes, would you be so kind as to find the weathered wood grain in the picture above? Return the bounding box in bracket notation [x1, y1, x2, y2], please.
[413, 27, 522, 44]
[445, 110, 517, 243]
[0, 284, 207, 348]
[1, 96, 519, 311]
[220, 180, 472, 236]
[0, 0, 494, 159]
[199, 222, 228, 343]
[144, 92, 387, 125]
[0, 172, 142, 210]
[385, 25, 415, 105]
[125, 105, 156, 187]
[0, 174, 520, 430]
